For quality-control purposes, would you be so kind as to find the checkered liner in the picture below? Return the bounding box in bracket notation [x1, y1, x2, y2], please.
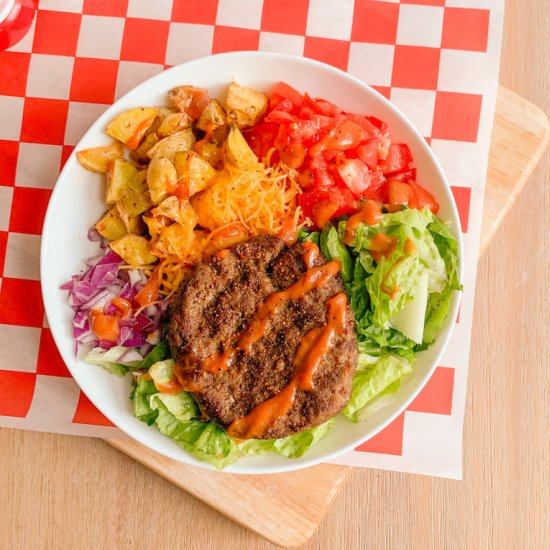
[0, 0, 504, 479]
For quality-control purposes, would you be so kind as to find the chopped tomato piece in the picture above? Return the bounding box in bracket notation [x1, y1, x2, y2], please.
[408, 181, 440, 214]
[336, 158, 372, 196]
[299, 93, 323, 118]
[274, 126, 307, 169]
[245, 122, 278, 161]
[270, 82, 303, 110]
[378, 143, 413, 175]
[387, 179, 413, 208]
[357, 171, 386, 202]
[356, 138, 380, 170]
[309, 119, 363, 156]
[346, 113, 383, 140]
[314, 99, 342, 117]
[387, 168, 417, 182]
[309, 156, 335, 188]
[298, 187, 356, 227]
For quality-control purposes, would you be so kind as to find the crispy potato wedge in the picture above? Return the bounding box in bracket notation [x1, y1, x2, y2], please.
[110, 235, 157, 266]
[157, 113, 192, 137]
[106, 159, 138, 204]
[130, 131, 159, 165]
[147, 156, 177, 205]
[194, 141, 223, 169]
[106, 107, 159, 150]
[173, 151, 217, 197]
[224, 125, 259, 168]
[115, 202, 146, 234]
[150, 196, 198, 228]
[76, 142, 125, 174]
[196, 99, 226, 132]
[226, 82, 268, 129]
[116, 169, 152, 217]
[94, 207, 127, 241]
[168, 86, 209, 120]
[146, 129, 196, 163]
[190, 190, 219, 231]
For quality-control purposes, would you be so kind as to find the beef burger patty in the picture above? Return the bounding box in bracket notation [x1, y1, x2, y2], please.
[168, 235, 357, 439]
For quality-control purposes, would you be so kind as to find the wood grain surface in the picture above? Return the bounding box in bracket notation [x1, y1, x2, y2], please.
[1, 1, 549, 549]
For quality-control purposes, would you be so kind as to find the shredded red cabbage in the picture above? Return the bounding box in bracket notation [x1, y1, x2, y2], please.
[62, 246, 168, 356]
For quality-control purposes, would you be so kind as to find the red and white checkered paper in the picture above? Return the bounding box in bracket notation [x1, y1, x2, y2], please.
[0, 0, 504, 478]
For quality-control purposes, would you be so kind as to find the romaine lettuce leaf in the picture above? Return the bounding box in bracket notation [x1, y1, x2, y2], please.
[343, 354, 413, 421]
[320, 223, 353, 282]
[133, 378, 159, 425]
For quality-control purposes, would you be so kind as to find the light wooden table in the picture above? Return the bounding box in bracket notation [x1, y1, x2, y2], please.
[2, 2, 549, 548]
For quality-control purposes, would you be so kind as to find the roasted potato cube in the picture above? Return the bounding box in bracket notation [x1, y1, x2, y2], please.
[173, 151, 217, 197]
[226, 82, 268, 129]
[168, 86, 209, 120]
[130, 131, 159, 165]
[110, 235, 157, 266]
[190, 190, 219, 231]
[106, 159, 137, 204]
[118, 187, 152, 217]
[131, 169, 148, 191]
[196, 99, 227, 132]
[195, 141, 223, 169]
[94, 207, 127, 241]
[76, 142, 124, 174]
[224, 125, 259, 168]
[115, 201, 146, 233]
[147, 156, 177, 205]
[106, 107, 159, 150]
[117, 168, 151, 216]
[157, 113, 192, 137]
[150, 196, 198, 228]
[146, 129, 196, 163]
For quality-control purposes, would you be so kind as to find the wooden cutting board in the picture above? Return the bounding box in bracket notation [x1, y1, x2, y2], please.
[106, 86, 550, 548]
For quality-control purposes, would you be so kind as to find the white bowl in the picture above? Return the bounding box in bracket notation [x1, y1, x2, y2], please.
[41, 51, 463, 474]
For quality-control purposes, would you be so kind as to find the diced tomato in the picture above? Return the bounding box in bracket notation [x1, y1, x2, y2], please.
[346, 113, 383, 140]
[309, 155, 335, 188]
[366, 116, 388, 133]
[309, 119, 363, 156]
[378, 143, 414, 176]
[270, 82, 303, 110]
[274, 125, 307, 169]
[387, 179, 413, 208]
[298, 187, 357, 228]
[336, 158, 374, 196]
[357, 171, 386, 202]
[245, 122, 279, 161]
[299, 93, 323, 118]
[408, 180, 440, 214]
[356, 138, 380, 170]
[388, 168, 416, 182]
[314, 99, 342, 117]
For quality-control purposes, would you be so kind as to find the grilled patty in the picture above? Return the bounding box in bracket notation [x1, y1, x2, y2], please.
[168, 235, 357, 439]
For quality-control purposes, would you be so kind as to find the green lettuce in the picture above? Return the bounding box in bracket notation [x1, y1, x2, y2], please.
[133, 388, 334, 469]
[343, 354, 413, 421]
[84, 346, 141, 377]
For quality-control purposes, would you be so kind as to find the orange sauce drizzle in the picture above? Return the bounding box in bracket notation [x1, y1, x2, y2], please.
[344, 200, 383, 245]
[201, 242, 339, 375]
[380, 256, 407, 300]
[277, 215, 298, 245]
[227, 292, 348, 439]
[135, 268, 161, 308]
[369, 233, 397, 263]
[126, 117, 155, 150]
[404, 237, 416, 256]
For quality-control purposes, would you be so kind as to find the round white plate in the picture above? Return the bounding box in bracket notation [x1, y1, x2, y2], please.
[41, 51, 463, 474]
